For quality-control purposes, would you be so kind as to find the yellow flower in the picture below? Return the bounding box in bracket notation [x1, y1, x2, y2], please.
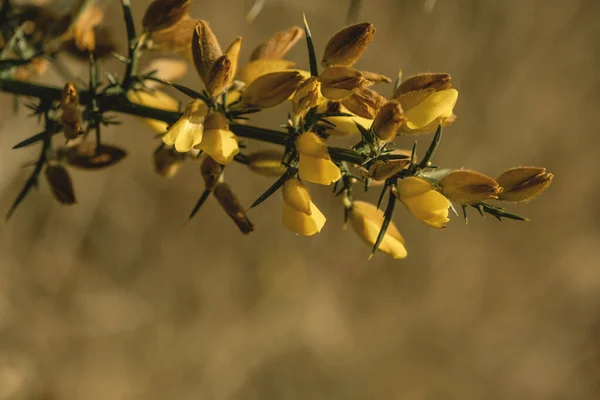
[348, 201, 407, 259]
[162, 99, 208, 152]
[496, 167, 553, 202]
[126, 89, 180, 134]
[195, 111, 239, 164]
[396, 177, 450, 228]
[282, 178, 326, 236]
[440, 170, 502, 205]
[318, 102, 372, 136]
[295, 132, 341, 185]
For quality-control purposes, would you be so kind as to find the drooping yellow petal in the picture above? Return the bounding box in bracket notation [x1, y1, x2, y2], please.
[349, 201, 407, 259]
[126, 90, 180, 133]
[163, 118, 204, 152]
[397, 177, 450, 229]
[196, 129, 239, 164]
[403, 88, 458, 129]
[298, 154, 341, 185]
[282, 202, 326, 236]
[282, 179, 312, 215]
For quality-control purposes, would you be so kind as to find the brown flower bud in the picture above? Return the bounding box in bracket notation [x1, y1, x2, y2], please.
[206, 55, 232, 97]
[146, 17, 197, 54]
[369, 159, 411, 181]
[45, 165, 76, 205]
[192, 20, 223, 85]
[371, 101, 405, 141]
[292, 77, 323, 115]
[319, 66, 366, 100]
[496, 167, 553, 202]
[247, 150, 287, 177]
[393, 73, 452, 97]
[440, 170, 502, 205]
[153, 146, 185, 178]
[321, 22, 375, 67]
[213, 182, 254, 234]
[65, 144, 127, 170]
[242, 71, 304, 108]
[201, 155, 224, 189]
[61, 82, 79, 107]
[250, 26, 304, 61]
[341, 87, 386, 119]
[143, 0, 191, 33]
[60, 83, 83, 140]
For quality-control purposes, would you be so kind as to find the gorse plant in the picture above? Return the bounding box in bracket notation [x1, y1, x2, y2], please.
[0, 0, 553, 259]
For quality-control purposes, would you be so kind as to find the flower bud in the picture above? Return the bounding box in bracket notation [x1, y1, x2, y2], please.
[349, 201, 407, 259]
[60, 82, 83, 140]
[201, 155, 224, 189]
[153, 146, 185, 178]
[45, 165, 76, 205]
[196, 112, 239, 164]
[396, 177, 450, 229]
[143, 0, 191, 33]
[368, 159, 411, 181]
[341, 87, 386, 119]
[236, 59, 296, 85]
[295, 132, 341, 185]
[281, 179, 326, 236]
[65, 144, 127, 170]
[496, 167, 553, 202]
[371, 101, 405, 142]
[440, 170, 502, 205]
[206, 54, 232, 97]
[292, 77, 323, 115]
[242, 71, 304, 108]
[318, 66, 366, 100]
[224, 37, 242, 86]
[162, 99, 208, 152]
[321, 23, 375, 67]
[213, 182, 255, 234]
[393, 73, 452, 97]
[250, 26, 304, 61]
[192, 20, 223, 86]
[247, 150, 287, 177]
[126, 89, 180, 134]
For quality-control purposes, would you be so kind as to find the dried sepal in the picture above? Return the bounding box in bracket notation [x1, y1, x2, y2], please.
[321, 22, 375, 67]
[201, 155, 224, 189]
[292, 77, 323, 116]
[213, 182, 254, 234]
[192, 20, 223, 85]
[250, 26, 304, 61]
[146, 17, 198, 54]
[368, 159, 411, 181]
[60, 82, 83, 140]
[393, 73, 452, 97]
[206, 55, 232, 97]
[496, 167, 553, 202]
[143, 0, 191, 33]
[45, 165, 76, 205]
[371, 101, 405, 142]
[440, 170, 502, 205]
[318, 66, 366, 100]
[361, 71, 392, 85]
[341, 87, 386, 119]
[242, 71, 304, 108]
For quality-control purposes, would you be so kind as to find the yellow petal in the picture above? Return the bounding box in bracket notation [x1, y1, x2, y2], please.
[282, 179, 312, 215]
[126, 89, 180, 133]
[397, 176, 434, 198]
[403, 89, 458, 129]
[236, 59, 296, 84]
[162, 117, 204, 152]
[402, 191, 450, 229]
[295, 131, 329, 159]
[298, 154, 341, 185]
[196, 128, 239, 164]
[282, 202, 326, 236]
[349, 201, 407, 259]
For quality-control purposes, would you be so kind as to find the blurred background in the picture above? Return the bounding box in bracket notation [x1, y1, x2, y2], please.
[0, 0, 599, 398]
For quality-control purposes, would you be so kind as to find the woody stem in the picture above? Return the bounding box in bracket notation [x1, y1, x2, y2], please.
[0, 78, 367, 165]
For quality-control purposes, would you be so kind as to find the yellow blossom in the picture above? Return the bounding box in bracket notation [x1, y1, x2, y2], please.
[295, 132, 341, 185]
[282, 178, 326, 236]
[162, 99, 208, 152]
[195, 111, 239, 164]
[396, 177, 450, 228]
[349, 201, 407, 259]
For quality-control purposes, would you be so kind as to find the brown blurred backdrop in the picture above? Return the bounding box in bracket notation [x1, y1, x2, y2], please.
[1, 0, 599, 398]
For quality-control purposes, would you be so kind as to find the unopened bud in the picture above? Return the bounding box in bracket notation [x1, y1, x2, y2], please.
[143, 0, 191, 32]
[496, 167, 553, 202]
[153, 146, 185, 178]
[318, 66, 366, 100]
[66, 143, 127, 170]
[45, 165, 76, 205]
[341, 87, 386, 119]
[372, 101, 405, 142]
[206, 55, 232, 97]
[393, 73, 452, 97]
[61, 82, 79, 107]
[292, 77, 323, 115]
[213, 182, 255, 234]
[440, 170, 502, 205]
[250, 26, 304, 61]
[321, 23, 375, 67]
[369, 159, 411, 181]
[242, 71, 304, 108]
[247, 150, 287, 177]
[224, 37, 242, 86]
[201, 155, 224, 189]
[60, 82, 84, 140]
[192, 20, 223, 85]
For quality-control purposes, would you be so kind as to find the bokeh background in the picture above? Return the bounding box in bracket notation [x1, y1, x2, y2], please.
[1, 0, 599, 398]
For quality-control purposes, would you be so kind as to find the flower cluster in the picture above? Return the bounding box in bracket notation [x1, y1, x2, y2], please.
[0, 0, 553, 259]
